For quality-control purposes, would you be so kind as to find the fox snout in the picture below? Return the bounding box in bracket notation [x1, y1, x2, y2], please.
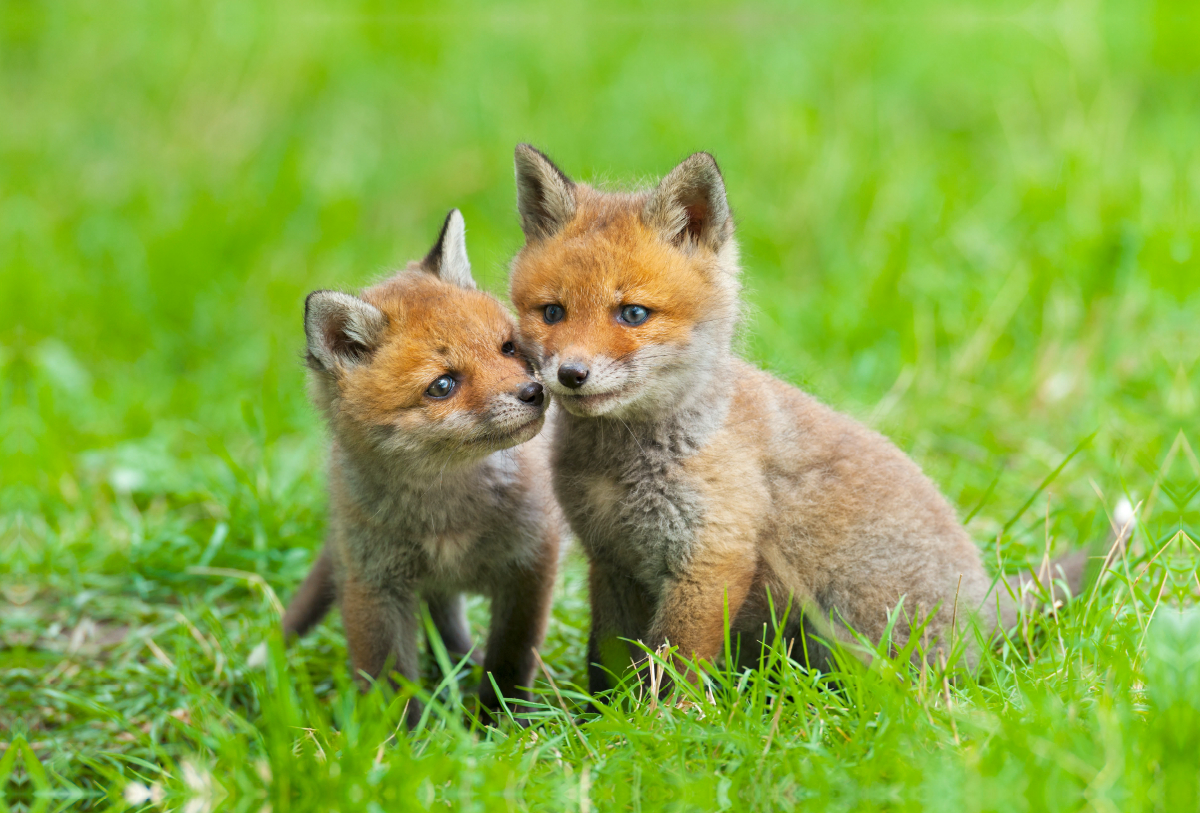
[475, 375, 547, 449]
[557, 362, 588, 390]
[489, 374, 546, 422]
[517, 381, 545, 406]
[546, 353, 617, 398]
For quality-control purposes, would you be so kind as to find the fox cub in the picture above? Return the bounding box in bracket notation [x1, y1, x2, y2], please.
[508, 146, 1081, 692]
[282, 210, 562, 724]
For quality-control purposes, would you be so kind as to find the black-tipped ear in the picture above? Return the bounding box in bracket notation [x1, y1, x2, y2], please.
[642, 152, 732, 251]
[304, 290, 388, 372]
[514, 144, 577, 240]
[420, 209, 475, 289]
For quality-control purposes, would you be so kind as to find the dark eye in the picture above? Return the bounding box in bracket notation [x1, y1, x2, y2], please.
[544, 304, 565, 324]
[426, 375, 455, 398]
[619, 304, 650, 325]
[501, 341, 516, 356]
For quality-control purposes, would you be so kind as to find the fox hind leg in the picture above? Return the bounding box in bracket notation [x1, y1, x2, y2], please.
[282, 544, 337, 639]
[341, 580, 423, 728]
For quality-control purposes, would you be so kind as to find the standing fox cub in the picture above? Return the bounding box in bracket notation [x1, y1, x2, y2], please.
[508, 146, 1084, 693]
[282, 210, 562, 724]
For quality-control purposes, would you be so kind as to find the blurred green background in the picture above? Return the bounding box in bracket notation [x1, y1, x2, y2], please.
[4, 2, 1195, 519]
[2, 1, 1197, 809]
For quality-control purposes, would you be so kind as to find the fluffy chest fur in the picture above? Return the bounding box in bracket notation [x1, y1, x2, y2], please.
[550, 408, 717, 588]
[330, 445, 541, 591]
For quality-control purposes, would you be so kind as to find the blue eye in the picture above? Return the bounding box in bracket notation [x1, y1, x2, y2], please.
[619, 304, 650, 325]
[426, 375, 455, 398]
[544, 304, 565, 324]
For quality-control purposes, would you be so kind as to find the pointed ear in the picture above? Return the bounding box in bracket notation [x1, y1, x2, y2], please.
[420, 209, 475, 289]
[304, 290, 388, 373]
[514, 144, 576, 240]
[642, 152, 732, 251]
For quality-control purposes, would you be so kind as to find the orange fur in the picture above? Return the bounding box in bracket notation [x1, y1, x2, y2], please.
[341, 273, 529, 424]
[512, 199, 715, 367]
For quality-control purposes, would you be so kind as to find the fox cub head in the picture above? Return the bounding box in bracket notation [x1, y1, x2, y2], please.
[508, 145, 741, 420]
[306, 210, 545, 463]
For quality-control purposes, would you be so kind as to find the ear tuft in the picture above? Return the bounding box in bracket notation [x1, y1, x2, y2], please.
[304, 290, 388, 373]
[420, 209, 475, 289]
[514, 144, 577, 240]
[642, 152, 732, 251]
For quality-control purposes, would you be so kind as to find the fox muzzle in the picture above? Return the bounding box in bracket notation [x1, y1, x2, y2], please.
[557, 361, 589, 389]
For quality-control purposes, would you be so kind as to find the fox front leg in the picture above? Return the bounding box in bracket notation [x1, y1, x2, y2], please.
[340, 579, 423, 728]
[426, 591, 479, 665]
[477, 533, 559, 720]
[643, 552, 757, 695]
[586, 561, 655, 698]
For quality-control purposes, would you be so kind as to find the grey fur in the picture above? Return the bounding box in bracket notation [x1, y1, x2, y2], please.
[328, 436, 551, 593]
[319, 421, 561, 725]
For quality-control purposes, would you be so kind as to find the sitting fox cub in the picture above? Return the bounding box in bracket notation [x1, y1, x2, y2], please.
[508, 146, 1083, 692]
[282, 210, 562, 724]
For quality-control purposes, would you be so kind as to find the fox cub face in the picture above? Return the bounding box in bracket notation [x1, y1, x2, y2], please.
[306, 210, 545, 461]
[509, 146, 741, 419]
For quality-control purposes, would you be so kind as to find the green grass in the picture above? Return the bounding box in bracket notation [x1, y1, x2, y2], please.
[3, 1, 1198, 810]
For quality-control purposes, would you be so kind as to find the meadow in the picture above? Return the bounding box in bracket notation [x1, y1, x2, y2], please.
[2, 1, 1198, 810]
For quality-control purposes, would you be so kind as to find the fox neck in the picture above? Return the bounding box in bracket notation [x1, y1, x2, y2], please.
[329, 431, 495, 520]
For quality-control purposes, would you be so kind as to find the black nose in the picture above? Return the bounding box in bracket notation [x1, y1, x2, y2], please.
[517, 382, 544, 406]
[557, 362, 589, 389]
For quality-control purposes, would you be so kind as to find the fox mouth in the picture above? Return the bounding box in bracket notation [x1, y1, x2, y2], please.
[511, 413, 545, 433]
[486, 412, 544, 445]
[553, 388, 626, 415]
